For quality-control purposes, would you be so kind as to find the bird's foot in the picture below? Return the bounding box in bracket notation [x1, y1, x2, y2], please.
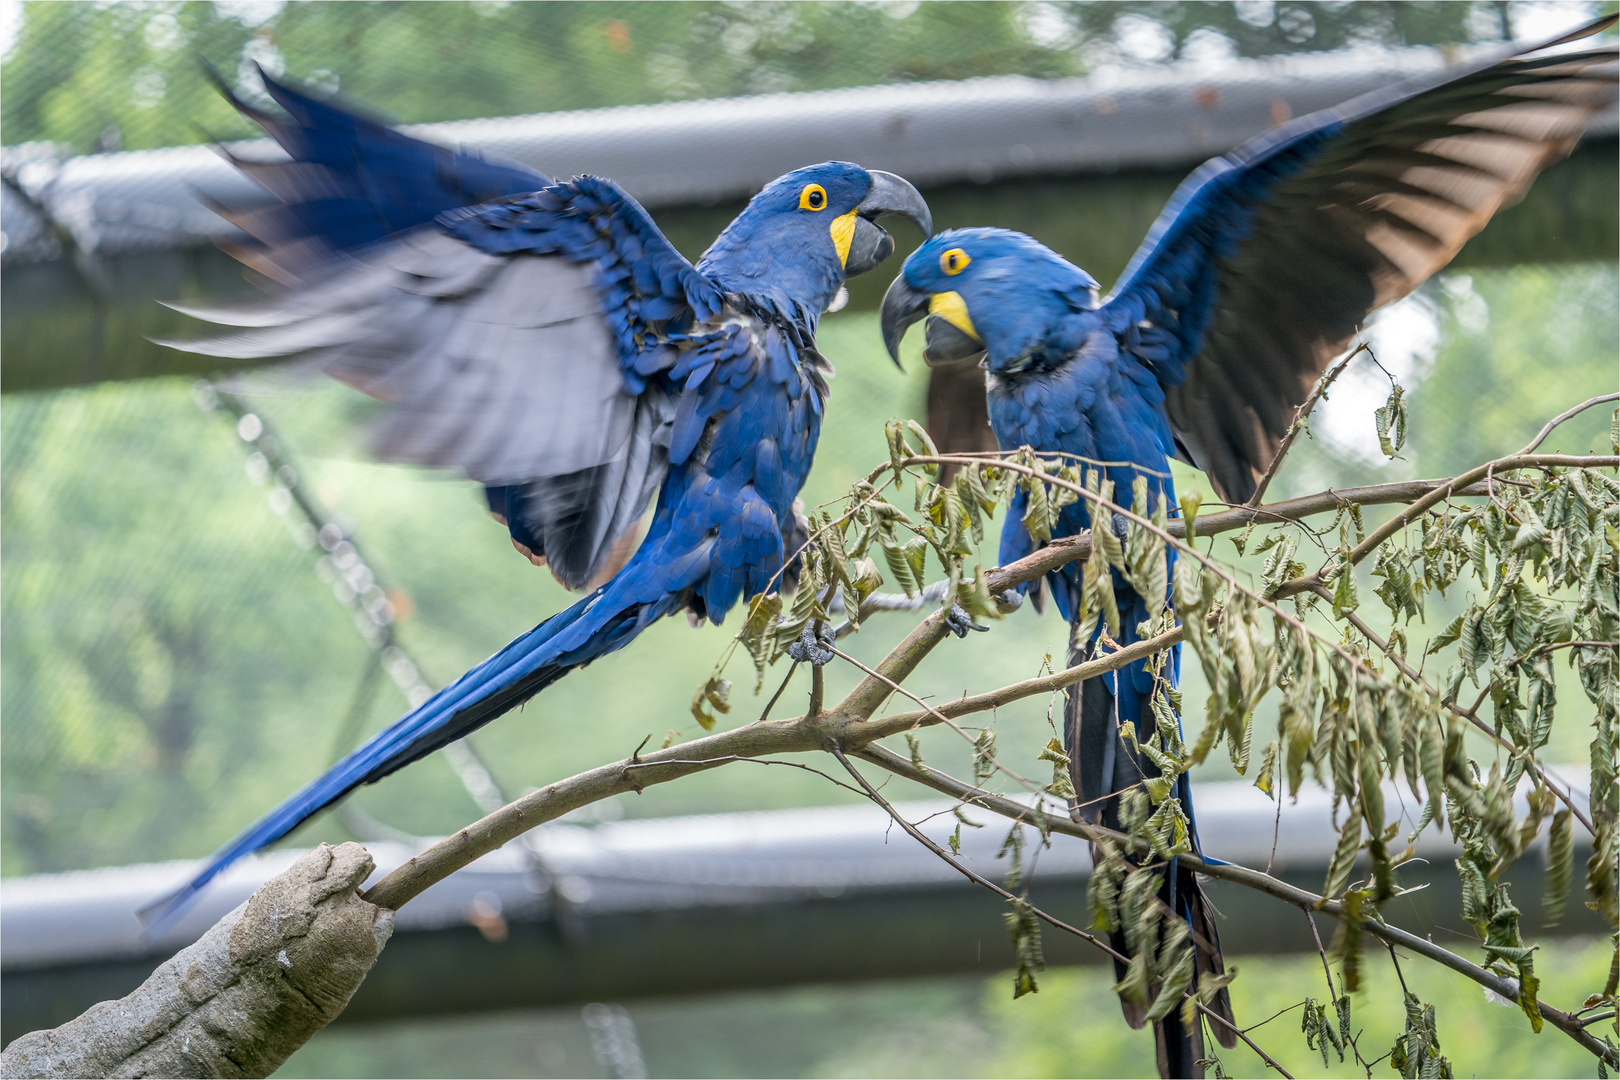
[786, 622, 836, 666]
[944, 603, 990, 638]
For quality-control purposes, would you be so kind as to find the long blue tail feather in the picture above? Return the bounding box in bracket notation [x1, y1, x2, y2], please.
[1065, 576, 1237, 1075]
[140, 582, 664, 933]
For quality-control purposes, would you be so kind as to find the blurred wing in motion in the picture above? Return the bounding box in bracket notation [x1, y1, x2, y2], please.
[206, 68, 549, 282]
[164, 74, 725, 589]
[1102, 18, 1618, 503]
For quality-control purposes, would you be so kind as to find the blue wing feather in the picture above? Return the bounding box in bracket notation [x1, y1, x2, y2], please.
[1098, 27, 1616, 501]
[219, 70, 548, 266]
[438, 176, 724, 389]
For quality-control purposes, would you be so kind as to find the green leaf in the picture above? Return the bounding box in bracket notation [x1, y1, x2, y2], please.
[1180, 490, 1201, 545]
[1254, 739, 1280, 800]
[1088, 846, 1125, 933]
[1003, 897, 1044, 998]
[1335, 888, 1367, 993]
[689, 676, 731, 731]
[904, 418, 939, 462]
[879, 535, 919, 597]
[739, 593, 783, 691]
[902, 535, 929, 585]
[1332, 562, 1359, 616]
[1324, 815, 1363, 898]
[1427, 614, 1465, 657]
[884, 418, 910, 489]
[1375, 381, 1407, 457]
[1544, 808, 1573, 927]
[905, 733, 926, 772]
[1144, 938, 1194, 1023]
[972, 729, 998, 786]
[1021, 472, 1051, 542]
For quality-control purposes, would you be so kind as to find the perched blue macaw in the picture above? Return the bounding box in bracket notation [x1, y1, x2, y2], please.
[882, 23, 1615, 1078]
[151, 73, 930, 924]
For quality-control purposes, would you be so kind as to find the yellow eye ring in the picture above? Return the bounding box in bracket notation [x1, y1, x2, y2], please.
[799, 184, 828, 212]
[940, 248, 971, 275]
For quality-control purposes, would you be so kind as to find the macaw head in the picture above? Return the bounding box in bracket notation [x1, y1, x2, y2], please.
[699, 162, 931, 315]
[880, 228, 1100, 373]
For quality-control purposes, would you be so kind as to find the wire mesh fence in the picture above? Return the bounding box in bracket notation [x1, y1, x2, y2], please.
[2, 1, 1509, 155]
[1, 1, 1613, 882]
[2, 7, 1617, 1079]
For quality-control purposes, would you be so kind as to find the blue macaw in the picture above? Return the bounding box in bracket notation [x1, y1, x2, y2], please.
[152, 74, 930, 924]
[881, 23, 1615, 1078]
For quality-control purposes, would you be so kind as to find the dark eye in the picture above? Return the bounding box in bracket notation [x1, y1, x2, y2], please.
[940, 248, 971, 275]
[799, 184, 827, 211]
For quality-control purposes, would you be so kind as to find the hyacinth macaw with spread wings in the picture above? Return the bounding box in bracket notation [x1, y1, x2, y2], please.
[881, 21, 1616, 1079]
[151, 73, 931, 925]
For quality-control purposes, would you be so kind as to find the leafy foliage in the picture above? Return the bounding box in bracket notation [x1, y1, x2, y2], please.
[709, 374, 1620, 1073]
[1389, 992, 1454, 1079]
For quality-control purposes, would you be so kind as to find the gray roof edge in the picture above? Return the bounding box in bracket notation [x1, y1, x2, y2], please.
[0, 772, 1582, 972]
[3, 40, 1615, 264]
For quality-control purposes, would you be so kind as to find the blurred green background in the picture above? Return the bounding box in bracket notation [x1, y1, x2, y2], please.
[3, 3, 1615, 1077]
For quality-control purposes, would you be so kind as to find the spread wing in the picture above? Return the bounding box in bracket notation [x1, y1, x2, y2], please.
[207, 69, 549, 282]
[1099, 19, 1617, 504]
[162, 76, 725, 590]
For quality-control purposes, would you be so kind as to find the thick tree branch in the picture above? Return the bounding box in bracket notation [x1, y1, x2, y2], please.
[1, 844, 391, 1080]
[851, 627, 1184, 742]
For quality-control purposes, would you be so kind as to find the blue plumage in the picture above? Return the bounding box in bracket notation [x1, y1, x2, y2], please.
[882, 23, 1615, 1075]
[213, 71, 547, 263]
[152, 75, 928, 927]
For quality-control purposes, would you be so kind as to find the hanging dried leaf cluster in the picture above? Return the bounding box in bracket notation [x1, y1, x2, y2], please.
[678, 398, 1620, 1075]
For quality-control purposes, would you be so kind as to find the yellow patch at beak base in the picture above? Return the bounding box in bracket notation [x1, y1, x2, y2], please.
[929, 291, 980, 340]
[829, 210, 858, 268]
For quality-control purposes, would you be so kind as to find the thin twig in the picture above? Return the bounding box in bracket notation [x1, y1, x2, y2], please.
[622, 754, 867, 797]
[756, 661, 799, 723]
[828, 746, 1297, 1079]
[849, 627, 1182, 742]
[1509, 640, 1619, 666]
[1242, 1000, 1310, 1035]
[829, 643, 1052, 793]
[853, 742, 1618, 1063]
[1284, 454, 1617, 594]
[1248, 345, 1366, 508]
[1305, 909, 1339, 1004]
[1516, 393, 1620, 455]
[1324, 587, 1596, 836]
[1385, 941, 1412, 998]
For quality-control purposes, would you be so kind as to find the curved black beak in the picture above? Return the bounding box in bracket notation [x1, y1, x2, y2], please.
[881, 275, 987, 370]
[858, 170, 932, 238]
[845, 171, 931, 280]
[880, 275, 931, 370]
